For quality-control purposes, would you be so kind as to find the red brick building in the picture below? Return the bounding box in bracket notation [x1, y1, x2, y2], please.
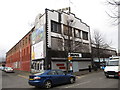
[6, 28, 34, 71]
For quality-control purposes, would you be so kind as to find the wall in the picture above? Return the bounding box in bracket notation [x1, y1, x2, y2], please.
[6, 31, 32, 71]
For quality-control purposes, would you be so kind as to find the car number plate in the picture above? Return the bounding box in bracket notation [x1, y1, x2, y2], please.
[109, 75, 114, 77]
[29, 78, 34, 80]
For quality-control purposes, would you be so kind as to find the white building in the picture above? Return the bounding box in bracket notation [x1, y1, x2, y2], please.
[31, 8, 92, 73]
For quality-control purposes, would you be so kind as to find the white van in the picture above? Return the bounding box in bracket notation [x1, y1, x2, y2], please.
[119, 59, 120, 79]
[104, 56, 120, 78]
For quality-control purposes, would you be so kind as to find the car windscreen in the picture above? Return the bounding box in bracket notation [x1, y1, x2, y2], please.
[106, 60, 119, 66]
[5, 67, 12, 69]
[7, 67, 12, 69]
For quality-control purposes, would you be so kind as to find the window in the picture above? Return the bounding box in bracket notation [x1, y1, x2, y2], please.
[83, 31, 88, 40]
[24, 49, 25, 56]
[51, 20, 61, 33]
[63, 25, 72, 36]
[74, 29, 81, 38]
[29, 35, 31, 42]
[56, 70, 65, 75]
[64, 39, 73, 51]
[107, 61, 119, 66]
[51, 37, 63, 51]
[23, 40, 24, 46]
[48, 70, 57, 75]
[25, 37, 27, 44]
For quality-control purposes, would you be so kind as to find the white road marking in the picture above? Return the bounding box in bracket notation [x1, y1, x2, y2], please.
[18, 75, 28, 79]
[76, 75, 85, 79]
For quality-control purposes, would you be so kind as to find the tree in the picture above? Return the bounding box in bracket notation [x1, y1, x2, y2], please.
[92, 30, 111, 68]
[106, 0, 120, 57]
[106, 0, 120, 25]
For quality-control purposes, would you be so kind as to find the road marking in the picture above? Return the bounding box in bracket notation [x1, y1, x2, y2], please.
[65, 81, 91, 88]
[76, 76, 85, 79]
[18, 75, 28, 79]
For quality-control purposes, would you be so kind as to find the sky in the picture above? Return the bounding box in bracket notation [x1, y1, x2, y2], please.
[0, 0, 118, 58]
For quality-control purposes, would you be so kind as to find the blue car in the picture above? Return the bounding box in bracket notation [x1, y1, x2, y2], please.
[28, 69, 76, 88]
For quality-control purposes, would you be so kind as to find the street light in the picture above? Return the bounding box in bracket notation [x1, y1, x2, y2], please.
[66, 19, 74, 73]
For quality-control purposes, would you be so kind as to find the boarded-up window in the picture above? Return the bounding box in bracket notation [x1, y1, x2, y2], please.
[51, 37, 63, 51]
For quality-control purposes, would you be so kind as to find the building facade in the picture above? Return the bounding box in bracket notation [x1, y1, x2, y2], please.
[6, 8, 92, 72]
[6, 30, 33, 71]
[31, 8, 92, 73]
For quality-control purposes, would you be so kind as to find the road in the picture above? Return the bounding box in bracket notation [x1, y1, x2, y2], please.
[56, 71, 119, 88]
[1, 70, 119, 89]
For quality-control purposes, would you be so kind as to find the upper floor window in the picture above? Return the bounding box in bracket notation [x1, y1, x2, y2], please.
[25, 37, 27, 44]
[51, 20, 61, 34]
[74, 29, 81, 38]
[63, 25, 72, 36]
[83, 31, 88, 40]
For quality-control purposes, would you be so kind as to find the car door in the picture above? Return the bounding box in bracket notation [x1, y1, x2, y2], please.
[56, 70, 68, 84]
[47, 70, 60, 85]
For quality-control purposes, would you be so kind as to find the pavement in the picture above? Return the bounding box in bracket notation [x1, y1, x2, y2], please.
[14, 69, 103, 79]
[73, 69, 103, 76]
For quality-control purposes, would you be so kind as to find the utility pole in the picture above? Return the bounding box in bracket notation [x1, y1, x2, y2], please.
[66, 7, 73, 73]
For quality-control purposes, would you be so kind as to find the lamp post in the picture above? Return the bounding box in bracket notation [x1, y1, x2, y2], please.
[66, 18, 73, 73]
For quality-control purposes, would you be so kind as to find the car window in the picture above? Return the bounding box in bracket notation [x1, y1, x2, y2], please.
[56, 70, 65, 75]
[48, 70, 57, 75]
[34, 70, 46, 75]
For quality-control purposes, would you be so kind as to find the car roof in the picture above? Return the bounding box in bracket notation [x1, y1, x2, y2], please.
[109, 59, 119, 61]
[43, 69, 63, 74]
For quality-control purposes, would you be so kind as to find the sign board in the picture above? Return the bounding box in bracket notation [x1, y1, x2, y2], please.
[68, 53, 82, 58]
[31, 25, 45, 60]
[31, 41, 44, 60]
[68, 57, 72, 60]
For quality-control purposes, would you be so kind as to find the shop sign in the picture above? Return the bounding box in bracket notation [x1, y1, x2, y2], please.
[68, 53, 82, 58]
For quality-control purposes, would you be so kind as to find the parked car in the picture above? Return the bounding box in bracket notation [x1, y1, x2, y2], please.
[0, 66, 4, 70]
[28, 69, 76, 88]
[4, 67, 14, 73]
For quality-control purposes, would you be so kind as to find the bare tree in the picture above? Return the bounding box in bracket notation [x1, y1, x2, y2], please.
[106, 0, 120, 25]
[58, 21, 90, 72]
[92, 30, 111, 68]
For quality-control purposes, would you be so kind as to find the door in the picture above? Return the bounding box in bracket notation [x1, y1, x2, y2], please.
[47, 70, 60, 85]
[56, 70, 68, 83]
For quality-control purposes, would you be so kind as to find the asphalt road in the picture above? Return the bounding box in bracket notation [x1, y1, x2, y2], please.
[56, 71, 119, 88]
[1, 70, 119, 89]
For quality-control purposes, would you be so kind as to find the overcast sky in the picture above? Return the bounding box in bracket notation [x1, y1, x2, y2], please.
[0, 0, 118, 58]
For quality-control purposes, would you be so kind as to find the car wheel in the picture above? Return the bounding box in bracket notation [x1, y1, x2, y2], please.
[70, 77, 75, 84]
[44, 80, 52, 89]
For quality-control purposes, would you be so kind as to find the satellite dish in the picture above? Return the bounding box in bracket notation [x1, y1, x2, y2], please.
[34, 13, 42, 26]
